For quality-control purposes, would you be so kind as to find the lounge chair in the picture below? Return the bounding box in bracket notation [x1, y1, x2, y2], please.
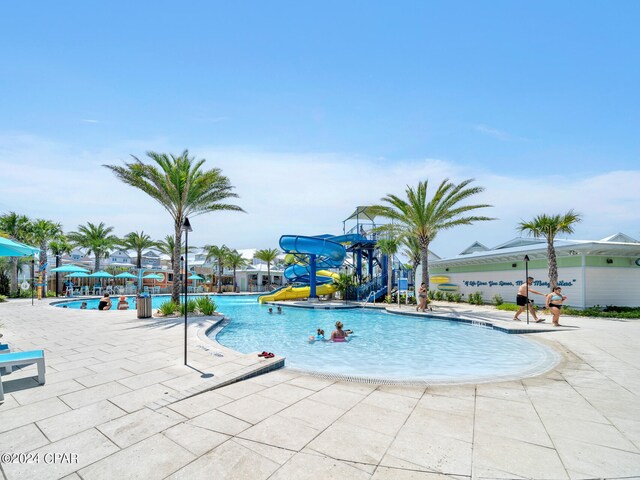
[0, 343, 9, 375]
[0, 350, 45, 401]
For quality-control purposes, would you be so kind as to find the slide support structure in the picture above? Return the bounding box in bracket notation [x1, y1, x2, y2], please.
[309, 254, 317, 299]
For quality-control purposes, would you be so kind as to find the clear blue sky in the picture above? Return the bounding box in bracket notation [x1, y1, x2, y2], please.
[1, 1, 639, 255]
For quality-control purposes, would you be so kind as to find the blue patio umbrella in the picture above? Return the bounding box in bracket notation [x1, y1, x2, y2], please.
[65, 272, 89, 278]
[50, 265, 89, 273]
[187, 274, 204, 280]
[143, 273, 164, 291]
[89, 271, 114, 278]
[0, 237, 39, 257]
[114, 272, 137, 279]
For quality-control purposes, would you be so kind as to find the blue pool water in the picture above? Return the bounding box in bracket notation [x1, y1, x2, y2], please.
[213, 298, 558, 383]
[58, 295, 187, 311]
[57, 295, 558, 382]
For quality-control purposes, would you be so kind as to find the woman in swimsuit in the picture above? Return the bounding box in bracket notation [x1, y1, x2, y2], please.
[331, 321, 348, 342]
[98, 293, 112, 311]
[545, 287, 567, 326]
[417, 283, 428, 312]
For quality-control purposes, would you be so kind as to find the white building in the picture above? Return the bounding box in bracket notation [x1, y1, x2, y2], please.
[417, 233, 640, 308]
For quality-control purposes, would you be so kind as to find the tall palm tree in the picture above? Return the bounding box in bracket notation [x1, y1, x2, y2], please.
[29, 219, 63, 295]
[371, 179, 493, 288]
[254, 248, 280, 291]
[205, 245, 230, 293]
[518, 210, 582, 290]
[376, 237, 400, 300]
[120, 231, 157, 269]
[0, 212, 32, 295]
[50, 235, 73, 296]
[156, 235, 176, 270]
[402, 235, 422, 273]
[68, 222, 120, 272]
[225, 249, 249, 293]
[104, 150, 244, 303]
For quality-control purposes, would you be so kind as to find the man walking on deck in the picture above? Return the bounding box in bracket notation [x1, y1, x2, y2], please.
[514, 277, 546, 322]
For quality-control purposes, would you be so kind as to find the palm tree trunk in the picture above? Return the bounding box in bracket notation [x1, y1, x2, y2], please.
[172, 224, 181, 303]
[547, 239, 558, 291]
[217, 262, 223, 293]
[10, 257, 18, 296]
[267, 263, 271, 291]
[233, 267, 237, 293]
[420, 243, 430, 291]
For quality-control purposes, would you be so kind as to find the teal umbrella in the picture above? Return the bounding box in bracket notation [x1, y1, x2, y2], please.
[65, 272, 89, 278]
[115, 272, 137, 279]
[50, 265, 89, 273]
[188, 274, 204, 280]
[89, 271, 114, 278]
[0, 237, 39, 257]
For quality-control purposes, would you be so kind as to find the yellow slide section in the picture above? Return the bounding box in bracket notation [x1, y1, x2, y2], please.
[259, 270, 339, 303]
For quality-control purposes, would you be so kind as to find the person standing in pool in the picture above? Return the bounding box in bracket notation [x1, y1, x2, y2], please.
[331, 321, 348, 341]
[546, 286, 567, 326]
[513, 277, 545, 322]
[98, 293, 112, 311]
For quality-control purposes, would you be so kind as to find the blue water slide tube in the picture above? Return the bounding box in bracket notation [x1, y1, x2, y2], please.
[280, 235, 346, 281]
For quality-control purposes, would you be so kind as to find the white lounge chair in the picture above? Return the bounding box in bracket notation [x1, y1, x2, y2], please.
[0, 350, 45, 401]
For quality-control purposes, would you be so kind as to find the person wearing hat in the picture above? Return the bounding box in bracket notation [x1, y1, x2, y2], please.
[117, 296, 130, 310]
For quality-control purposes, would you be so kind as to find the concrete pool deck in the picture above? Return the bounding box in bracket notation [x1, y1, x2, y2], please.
[0, 298, 639, 479]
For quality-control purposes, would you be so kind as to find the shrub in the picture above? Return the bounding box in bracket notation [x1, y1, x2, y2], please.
[427, 289, 435, 300]
[492, 294, 504, 306]
[445, 292, 455, 302]
[158, 300, 178, 316]
[179, 299, 198, 315]
[468, 291, 484, 305]
[0, 295, 6, 303]
[434, 290, 445, 301]
[453, 293, 463, 303]
[196, 296, 217, 316]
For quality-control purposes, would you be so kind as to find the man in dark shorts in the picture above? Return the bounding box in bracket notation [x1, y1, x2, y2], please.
[514, 277, 546, 322]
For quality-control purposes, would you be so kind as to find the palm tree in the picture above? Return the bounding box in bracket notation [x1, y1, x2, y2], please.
[120, 231, 156, 269]
[205, 245, 230, 293]
[68, 222, 120, 272]
[402, 235, 422, 273]
[377, 237, 400, 301]
[104, 150, 244, 303]
[371, 179, 493, 288]
[29, 219, 63, 295]
[254, 248, 280, 291]
[50, 235, 73, 296]
[0, 212, 32, 295]
[334, 272, 355, 304]
[225, 250, 249, 293]
[156, 235, 176, 270]
[518, 210, 582, 290]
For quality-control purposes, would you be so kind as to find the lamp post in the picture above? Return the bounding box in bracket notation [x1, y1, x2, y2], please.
[31, 258, 35, 306]
[524, 255, 530, 325]
[182, 217, 192, 365]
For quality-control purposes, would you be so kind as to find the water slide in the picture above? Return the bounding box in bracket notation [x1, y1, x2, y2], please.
[258, 234, 364, 303]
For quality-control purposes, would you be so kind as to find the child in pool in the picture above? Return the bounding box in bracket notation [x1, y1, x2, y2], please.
[309, 328, 325, 342]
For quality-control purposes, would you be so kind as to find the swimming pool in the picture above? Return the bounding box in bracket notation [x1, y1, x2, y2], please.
[57, 294, 192, 310]
[212, 297, 559, 383]
[56, 294, 558, 383]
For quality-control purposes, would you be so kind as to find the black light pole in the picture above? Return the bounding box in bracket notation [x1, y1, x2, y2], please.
[31, 258, 35, 306]
[524, 255, 530, 325]
[182, 217, 192, 365]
